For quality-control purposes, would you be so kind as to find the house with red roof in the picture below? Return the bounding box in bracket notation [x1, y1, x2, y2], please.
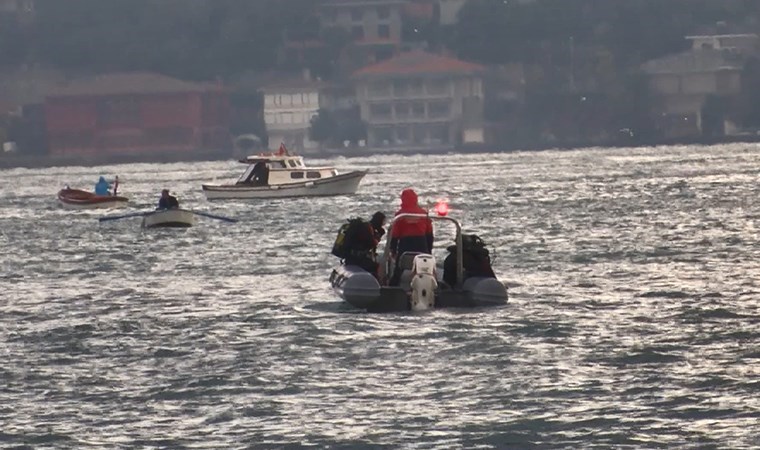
[352, 50, 486, 150]
[44, 72, 230, 157]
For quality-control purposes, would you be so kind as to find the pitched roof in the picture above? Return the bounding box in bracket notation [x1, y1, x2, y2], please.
[353, 50, 485, 77]
[261, 77, 327, 92]
[641, 49, 745, 75]
[48, 72, 222, 97]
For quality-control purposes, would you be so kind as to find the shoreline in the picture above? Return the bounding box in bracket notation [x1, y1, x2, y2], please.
[2, 135, 760, 169]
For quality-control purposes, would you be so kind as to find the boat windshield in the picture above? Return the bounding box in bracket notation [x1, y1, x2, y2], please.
[236, 164, 256, 183]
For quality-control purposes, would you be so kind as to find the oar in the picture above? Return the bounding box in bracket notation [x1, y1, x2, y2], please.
[98, 211, 148, 222]
[192, 210, 238, 223]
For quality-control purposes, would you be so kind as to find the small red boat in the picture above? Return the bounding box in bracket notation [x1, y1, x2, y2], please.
[57, 188, 129, 209]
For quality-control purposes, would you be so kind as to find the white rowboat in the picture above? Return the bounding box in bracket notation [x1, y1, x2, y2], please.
[141, 209, 196, 228]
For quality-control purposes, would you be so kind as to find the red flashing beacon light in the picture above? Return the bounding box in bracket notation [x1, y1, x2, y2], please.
[434, 198, 450, 217]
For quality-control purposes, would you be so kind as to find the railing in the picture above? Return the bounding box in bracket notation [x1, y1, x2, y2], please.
[380, 213, 463, 287]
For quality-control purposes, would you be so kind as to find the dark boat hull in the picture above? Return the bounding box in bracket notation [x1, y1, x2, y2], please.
[329, 264, 508, 313]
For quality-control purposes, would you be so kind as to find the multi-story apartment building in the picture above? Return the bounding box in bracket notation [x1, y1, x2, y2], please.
[0, 0, 34, 24]
[353, 50, 485, 150]
[318, 0, 405, 76]
[642, 47, 745, 138]
[262, 72, 324, 152]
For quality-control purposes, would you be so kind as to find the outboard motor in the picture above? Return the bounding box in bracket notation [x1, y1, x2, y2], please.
[410, 254, 437, 311]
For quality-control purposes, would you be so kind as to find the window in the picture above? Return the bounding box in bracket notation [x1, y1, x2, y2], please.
[351, 9, 363, 21]
[411, 102, 425, 117]
[413, 124, 427, 144]
[306, 171, 321, 179]
[351, 26, 364, 40]
[394, 102, 411, 119]
[374, 127, 393, 146]
[426, 79, 449, 95]
[394, 125, 410, 144]
[369, 103, 392, 119]
[378, 24, 390, 39]
[427, 100, 450, 118]
[323, 9, 337, 23]
[100, 133, 144, 149]
[291, 172, 305, 179]
[146, 127, 193, 146]
[367, 82, 391, 98]
[53, 131, 93, 150]
[377, 6, 390, 19]
[429, 124, 449, 144]
[97, 98, 140, 127]
[394, 79, 423, 96]
[375, 48, 393, 61]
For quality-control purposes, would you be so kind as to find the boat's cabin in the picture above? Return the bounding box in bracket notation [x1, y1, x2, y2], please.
[239, 154, 307, 168]
[236, 153, 339, 186]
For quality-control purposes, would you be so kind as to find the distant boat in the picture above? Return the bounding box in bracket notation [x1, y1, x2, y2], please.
[57, 188, 129, 209]
[201, 143, 367, 200]
[141, 209, 196, 228]
[99, 208, 236, 227]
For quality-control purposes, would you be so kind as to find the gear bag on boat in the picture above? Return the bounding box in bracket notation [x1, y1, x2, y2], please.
[331, 218, 370, 259]
[443, 234, 496, 286]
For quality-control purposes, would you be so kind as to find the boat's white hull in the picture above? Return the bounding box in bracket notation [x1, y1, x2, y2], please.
[202, 171, 366, 200]
[141, 209, 196, 228]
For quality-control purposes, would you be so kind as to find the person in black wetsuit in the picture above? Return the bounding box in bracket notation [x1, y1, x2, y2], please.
[157, 189, 180, 210]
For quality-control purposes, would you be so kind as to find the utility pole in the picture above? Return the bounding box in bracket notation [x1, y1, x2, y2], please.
[569, 36, 576, 92]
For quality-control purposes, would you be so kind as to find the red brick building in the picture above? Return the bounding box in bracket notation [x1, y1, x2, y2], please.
[44, 72, 230, 157]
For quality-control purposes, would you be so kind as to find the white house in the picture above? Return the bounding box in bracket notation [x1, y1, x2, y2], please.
[685, 33, 759, 55]
[262, 73, 325, 152]
[437, 0, 468, 25]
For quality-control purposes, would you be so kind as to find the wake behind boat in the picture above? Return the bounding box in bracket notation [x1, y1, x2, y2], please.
[201, 144, 367, 200]
[58, 188, 129, 209]
[329, 213, 508, 313]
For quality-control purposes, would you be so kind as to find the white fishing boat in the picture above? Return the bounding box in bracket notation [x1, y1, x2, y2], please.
[141, 208, 196, 228]
[201, 144, 367, 200]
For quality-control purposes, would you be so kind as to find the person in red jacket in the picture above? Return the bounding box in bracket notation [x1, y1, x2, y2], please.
[388, 188, 434, 285]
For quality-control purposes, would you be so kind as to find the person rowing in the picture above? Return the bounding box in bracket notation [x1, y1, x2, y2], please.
[156, 189, 180, 210]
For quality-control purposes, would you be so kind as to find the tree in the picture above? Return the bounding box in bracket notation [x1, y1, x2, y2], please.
[309, 109, 336, 144]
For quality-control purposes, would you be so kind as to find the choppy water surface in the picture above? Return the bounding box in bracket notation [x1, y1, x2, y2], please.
[1, 144, 759, 449]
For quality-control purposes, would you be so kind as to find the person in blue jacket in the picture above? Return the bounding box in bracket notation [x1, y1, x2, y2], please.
[94, 176, 111, 196]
